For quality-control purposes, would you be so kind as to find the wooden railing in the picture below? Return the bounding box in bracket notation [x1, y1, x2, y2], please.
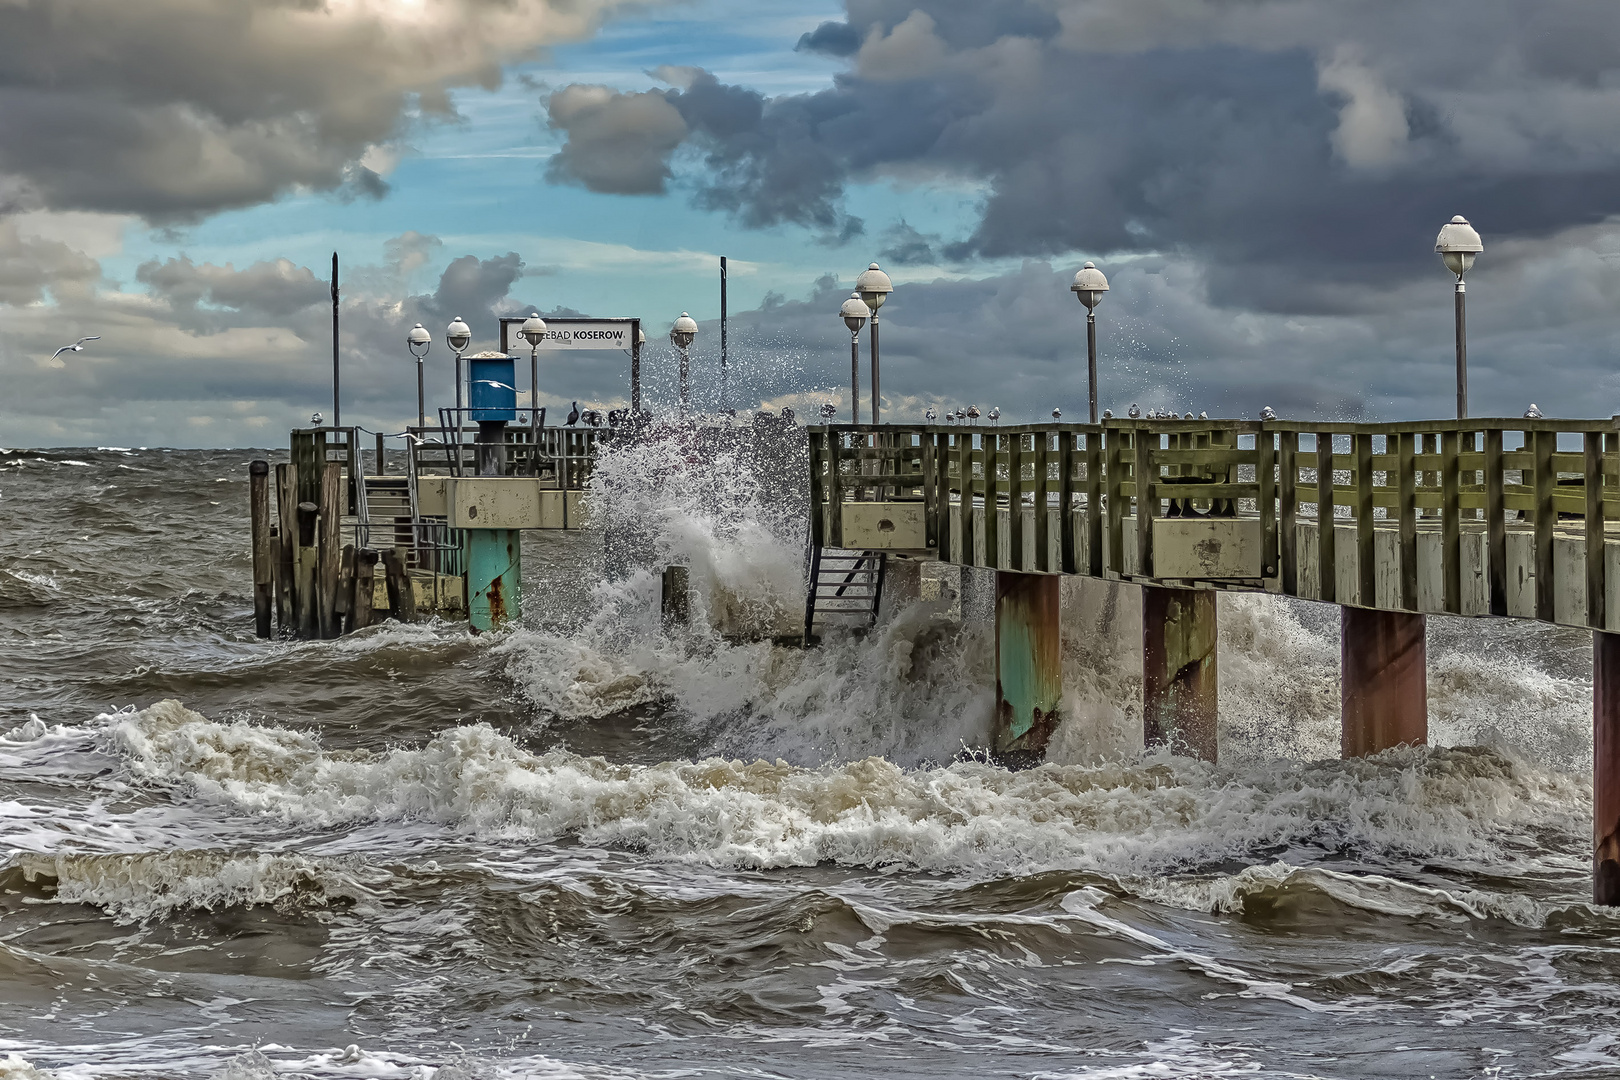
[808, 418, 1620, 625]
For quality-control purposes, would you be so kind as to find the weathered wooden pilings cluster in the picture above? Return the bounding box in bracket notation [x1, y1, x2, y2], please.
[809, 416, 1620, 904]
[248, 428, 418, 639]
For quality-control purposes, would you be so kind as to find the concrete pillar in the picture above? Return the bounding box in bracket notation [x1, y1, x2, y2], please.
[878, 557, 923, 623]
[1594, 631, 1620, 905]
[961, 565, 996, 625]
[466, 528, 521, 632]
[1142, 586, 1218, 761]
[1340, 607, 1427, 757]
[994, 571, 1062, 764]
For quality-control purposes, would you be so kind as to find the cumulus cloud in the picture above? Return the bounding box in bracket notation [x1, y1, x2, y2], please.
[546, 84, 689, 194]
[0, 0, 660, 220]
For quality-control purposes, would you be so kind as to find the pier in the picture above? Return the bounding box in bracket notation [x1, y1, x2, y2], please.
[808, 416, 1620, 904]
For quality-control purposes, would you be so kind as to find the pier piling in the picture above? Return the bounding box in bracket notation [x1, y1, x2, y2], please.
[249, 460, 272, 638]
[1142, 586, 1218, 761]
[1340, 607, 1427, 757]
[994, 571, 1062, 764]
[1595, 631, 1620, 904]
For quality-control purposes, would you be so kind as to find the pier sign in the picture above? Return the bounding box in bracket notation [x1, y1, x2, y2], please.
[499, 317, 635, 352]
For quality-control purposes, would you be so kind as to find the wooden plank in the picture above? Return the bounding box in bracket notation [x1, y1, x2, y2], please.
[952, 430, 965, 566]
[1397, 431, 1417, 611]
[1441, 429, 1461, 614]
[1534, 429, 1556, 622]
[1485, 428, 1507, 615]
[317, 461, 343, 639]
[827, 432, 844, 549]
[1009, 431, 1025, 571]
[1035, 430, 1051, 572]
[807, 430, 825, 549]
[249, 460, 273, 638]
[1589, 431, 1607, 630]
[1086, 429, 1104, 576]
[1316, 432, 1335, 603]
[1059, 430, 1076, 573]
[1279, 431, 1298, 594]
[1135, 427, 1156, 577]
[1355, 432, 1375, 607]
[935, 432, 951, 561]
[1257, 428, 1277, 579]
[985, 433, 1000, 571]
[1106, 428, 1125, 576]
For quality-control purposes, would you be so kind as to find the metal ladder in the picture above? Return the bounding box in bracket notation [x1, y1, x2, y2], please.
[803, 547, 886, 643]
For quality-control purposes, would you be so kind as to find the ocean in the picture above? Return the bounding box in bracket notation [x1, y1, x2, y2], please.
[0, 436, 1615, 1079]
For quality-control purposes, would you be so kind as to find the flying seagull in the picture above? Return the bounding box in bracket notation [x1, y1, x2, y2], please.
[50, 336, 100, 362]
[473, 379, 518, 392]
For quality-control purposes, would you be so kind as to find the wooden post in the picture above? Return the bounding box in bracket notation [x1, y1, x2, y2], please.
[275, 462, 295, 633]
[317, 462, 343, 639]
[249, 460, 273, 638]
[1142, 585, 1217, 761]
[352, 548, 377, 630]
[1316, 431, 1336, 603]
[1341, 606, 1427, 757]
[296, 500, 319, 638]
[383, 548, 417, 622]
[1595, 630, 1620, 904]
[662, 565, 690, 628]
[336, 544, 356, 627]
[994, 571, 1061, 765]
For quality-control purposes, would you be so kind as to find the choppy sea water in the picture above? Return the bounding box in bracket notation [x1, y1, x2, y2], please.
[1, 438, 1617, 1080]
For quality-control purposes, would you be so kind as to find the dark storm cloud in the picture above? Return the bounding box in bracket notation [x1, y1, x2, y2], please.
[796, 20, 862, 57]
[548, 69, 864, 239]
[544, 0, 1620, 312]
[0, 0, 658, 220]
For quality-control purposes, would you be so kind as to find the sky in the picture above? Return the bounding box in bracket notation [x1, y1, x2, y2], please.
[4, 0, 1620, 447]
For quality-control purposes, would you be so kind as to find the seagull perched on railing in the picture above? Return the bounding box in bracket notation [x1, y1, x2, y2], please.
[925, 406, 937, 422]
[820, 402, 838, 420]
[311, 412, 323, 426]
[1524, 403, 1543, 418]
[49, 336, 100, 362]
[1260, 405, 1277, 420]
[583, 409, 603, 427]
[1128, 403, 1141, 419]
[1199, 412, 1208, 420]
[987, 407, 1000, 424]
[966, 405, 981, 421]
[1052, 407, 1061, 420]
[1102, 409, 1113, 419]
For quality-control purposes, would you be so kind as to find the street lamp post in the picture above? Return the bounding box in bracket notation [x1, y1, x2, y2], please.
[1070, 261, 1110, 424]
[446, 316, 472, 433]
[520, 312, 547, 457]
[670, 313, 698, 416]
[1435, 215, 1483, 419]
[408, 323, 431, 430]
[839, 293, 869, 423]
[855, 262, 892, 424]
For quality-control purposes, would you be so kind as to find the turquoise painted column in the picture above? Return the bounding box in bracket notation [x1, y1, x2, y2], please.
[994, 571, 1062, 765]
[466, 528, 521, 632]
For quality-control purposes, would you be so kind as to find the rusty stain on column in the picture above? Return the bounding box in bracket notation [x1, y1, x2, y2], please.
[1340, 607, 1427, 757]
[995, 571, 1062, 766]
[1142, 586, 1218, 761]
[1595, 631, 1620, 905]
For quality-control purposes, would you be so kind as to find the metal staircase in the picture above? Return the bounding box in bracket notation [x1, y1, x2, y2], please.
[361, 475, 414, 557]
[803, 547, 886, 643]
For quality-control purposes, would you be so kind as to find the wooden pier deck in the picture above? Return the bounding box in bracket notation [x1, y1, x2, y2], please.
[809, 417, 1620, 630]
